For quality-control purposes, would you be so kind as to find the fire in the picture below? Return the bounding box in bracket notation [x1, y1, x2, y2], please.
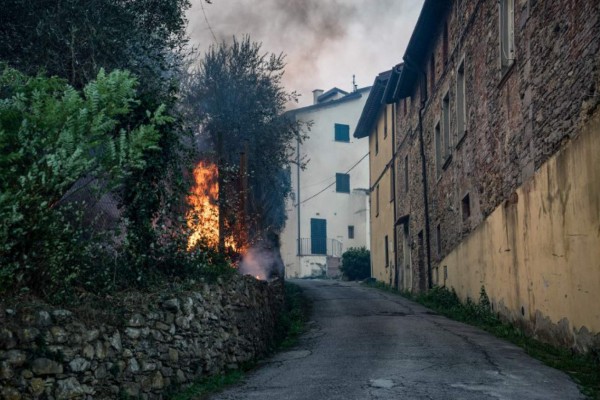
[187, 160, 220, 250]
[186, 160, 242, 252]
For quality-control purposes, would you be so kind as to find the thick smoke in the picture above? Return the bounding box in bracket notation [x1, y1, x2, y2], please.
[238, 244, 285, 280]
[187, 0, 423, 105]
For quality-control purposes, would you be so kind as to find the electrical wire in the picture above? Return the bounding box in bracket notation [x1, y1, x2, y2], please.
[200, 0, 218, 43]
[294, 152, 369, 207]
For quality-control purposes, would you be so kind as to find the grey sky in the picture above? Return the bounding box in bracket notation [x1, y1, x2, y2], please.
[187, 0, 424, 107]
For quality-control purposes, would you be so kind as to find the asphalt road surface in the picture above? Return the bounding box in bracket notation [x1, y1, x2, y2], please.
[211, 279, 584, 400]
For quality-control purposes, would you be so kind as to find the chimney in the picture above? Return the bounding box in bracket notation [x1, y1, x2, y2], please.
[312, 89, 324, 105]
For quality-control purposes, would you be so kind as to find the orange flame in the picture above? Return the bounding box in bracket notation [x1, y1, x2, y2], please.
[187, 161, 219, 250]
[187, 161, 240, 252]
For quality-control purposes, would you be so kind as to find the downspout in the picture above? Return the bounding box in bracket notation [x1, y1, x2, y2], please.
[391, 103, 399, 290]
[405, 55, 433, 290]
[296, 134, 301, 258]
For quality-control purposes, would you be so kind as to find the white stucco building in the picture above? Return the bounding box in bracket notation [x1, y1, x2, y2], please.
[281, 87, 371, 278]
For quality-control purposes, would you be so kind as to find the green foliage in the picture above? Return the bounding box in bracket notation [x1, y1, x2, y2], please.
[0, 67, 165, 298]
[168, 369, 245, 400]
[0, 0, 194, 97]
[340, 247, 371, 281]
[276, 282, 312, 349]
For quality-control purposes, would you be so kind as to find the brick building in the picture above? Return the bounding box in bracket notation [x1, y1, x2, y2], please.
[372, 0, 600, 349]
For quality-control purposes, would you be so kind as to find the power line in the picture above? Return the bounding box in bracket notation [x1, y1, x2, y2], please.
[200, 0, 217, 43]
[295, 152, 369, 207]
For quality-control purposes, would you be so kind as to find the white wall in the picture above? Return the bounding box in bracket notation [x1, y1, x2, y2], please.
[281, 88, 371, 278]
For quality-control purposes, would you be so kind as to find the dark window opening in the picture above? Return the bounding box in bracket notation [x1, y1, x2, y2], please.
[384, 235, 389, 266]
[375, 125, 379, 155]
[336, 173, 350, 193]
[442, 92, 451, 163]
[334, 123, 350, 142]
[462, 193, 471, 221]
[384, 106, 388, 138]
[435, 122, 442, 178]
[348, 225, 355, 239]
[457, 59, 466, 142]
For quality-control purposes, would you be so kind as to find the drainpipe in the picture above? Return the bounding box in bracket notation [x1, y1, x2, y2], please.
[405, 55, 433, 290]
[296, 134, 301, 259]
[391, 103, 399, 290]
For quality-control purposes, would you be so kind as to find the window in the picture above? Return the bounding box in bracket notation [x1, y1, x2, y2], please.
[334, 123, 350, 142]
[435, 121, 442, 178]
[384, 235, 389, 266]
[499, 0, 515, 71]
[462, 193, 471, 221]
[375, 184, 380, 217]
[348, 225, 355, 239]
[442, 91, 451, 164]
[456, 59, 467, 144]
[384, 106, 388, 138]
[404, 155, 409, 194]
[336, 173, 350, 193]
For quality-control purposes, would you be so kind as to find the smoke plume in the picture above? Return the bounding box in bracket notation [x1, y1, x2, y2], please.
[187, 0, 423, 106]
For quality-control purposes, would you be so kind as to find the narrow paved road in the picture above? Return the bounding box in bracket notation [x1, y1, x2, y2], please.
[212, 279, 584, 400]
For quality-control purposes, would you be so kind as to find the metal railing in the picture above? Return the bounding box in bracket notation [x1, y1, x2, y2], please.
[297, 238, 343, 257]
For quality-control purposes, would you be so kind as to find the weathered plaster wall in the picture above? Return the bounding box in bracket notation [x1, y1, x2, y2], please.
[369, 103, 397, 284]
[440, 113, 600, 350]
[0, 275, 284, 399]
[281, 89, 370, 278]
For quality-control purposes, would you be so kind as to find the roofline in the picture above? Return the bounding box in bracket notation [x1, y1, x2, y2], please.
[353, 71, 391, 139]
[286, 86, 371, 115]
[396, 0, 451, 99]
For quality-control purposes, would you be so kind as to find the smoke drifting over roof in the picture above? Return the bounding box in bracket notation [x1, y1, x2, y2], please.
[187, 0, 423, 107]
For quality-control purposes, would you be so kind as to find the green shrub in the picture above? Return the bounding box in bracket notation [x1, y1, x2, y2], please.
[0, 67, 166, 298]
[340, 247, 370, 281]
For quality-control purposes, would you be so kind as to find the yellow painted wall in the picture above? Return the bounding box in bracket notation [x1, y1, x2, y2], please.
[439, 113, 600, 350]
[369, 104, 396, 284]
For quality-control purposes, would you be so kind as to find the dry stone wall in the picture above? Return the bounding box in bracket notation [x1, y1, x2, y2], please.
[0, 275, 284, 399]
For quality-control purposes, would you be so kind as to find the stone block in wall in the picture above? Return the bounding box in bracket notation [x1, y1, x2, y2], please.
[0, 275, 284, 399]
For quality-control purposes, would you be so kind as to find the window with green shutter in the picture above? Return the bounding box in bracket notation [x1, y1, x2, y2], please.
[334, 123, 350, 142]
[336, 173, 350, 193]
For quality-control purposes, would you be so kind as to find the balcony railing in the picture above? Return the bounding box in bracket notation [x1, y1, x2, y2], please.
[297, 238, 343, 257]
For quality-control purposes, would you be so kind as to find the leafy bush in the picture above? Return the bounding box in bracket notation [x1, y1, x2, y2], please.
[340, 247, 371, 281]
[0, 67, 167, 298]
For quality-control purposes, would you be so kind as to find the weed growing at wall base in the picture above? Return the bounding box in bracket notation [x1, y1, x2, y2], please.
[366, 282, 600, 399]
